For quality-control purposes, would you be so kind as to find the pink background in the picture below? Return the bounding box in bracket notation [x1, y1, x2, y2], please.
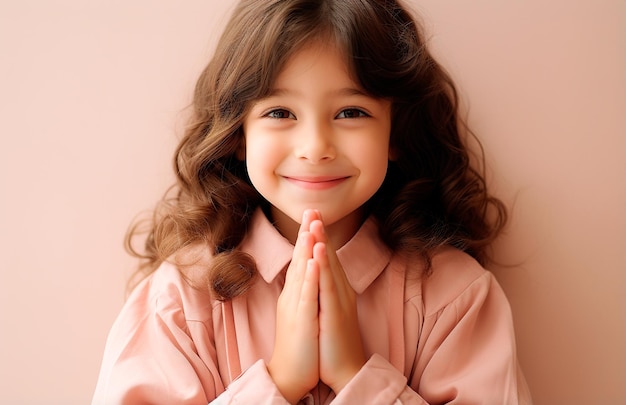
[0, 1, 624, 403]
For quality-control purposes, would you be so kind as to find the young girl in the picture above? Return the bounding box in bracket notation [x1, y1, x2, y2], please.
[93, 0, 531, 403]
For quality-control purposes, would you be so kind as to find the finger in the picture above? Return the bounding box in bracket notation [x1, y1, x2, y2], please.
[314, 241, 352, 309]
[299, 209, 319, 235]
[284, 231, 315, 290]
[298, 259, 320, 316]
[284, 209, 319, 288]
[309, 219, 327, 244]
[311, 221, 351, 298]
[314, 242, 339, 308]
[309, 220, 341, 272]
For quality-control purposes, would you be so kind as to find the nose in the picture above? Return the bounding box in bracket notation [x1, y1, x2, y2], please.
[294, 119, 336, 163]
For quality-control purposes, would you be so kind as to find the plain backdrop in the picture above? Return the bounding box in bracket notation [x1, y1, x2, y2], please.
[0, 1, 624, 403]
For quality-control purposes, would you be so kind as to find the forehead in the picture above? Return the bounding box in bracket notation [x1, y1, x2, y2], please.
[270, 39, 360, 91]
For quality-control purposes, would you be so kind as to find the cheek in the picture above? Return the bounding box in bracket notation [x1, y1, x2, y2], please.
[371, 156, 390, 188]
[246, 137, 275, 161]
[355, 138, 390, 167]
[244, 138, 281, 184]
[360, 139, 391, 187]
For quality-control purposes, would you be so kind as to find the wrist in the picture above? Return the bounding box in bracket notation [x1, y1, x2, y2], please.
[330, 358, 366, 394]
[267, 361, 308, 404]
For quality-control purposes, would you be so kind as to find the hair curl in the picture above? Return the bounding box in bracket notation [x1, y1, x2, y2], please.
[126, 0, 507, 300]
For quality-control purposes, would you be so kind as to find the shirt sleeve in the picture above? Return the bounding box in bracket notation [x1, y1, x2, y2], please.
[331, 354, 426, 404]
[91, 266, 290, 405]
[216, 360, 291, 404]
[412, 271, 531, 404]
[331, 270, 532, 404]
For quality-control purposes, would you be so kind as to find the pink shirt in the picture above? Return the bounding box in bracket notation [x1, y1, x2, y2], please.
[93, 210, 531, 404]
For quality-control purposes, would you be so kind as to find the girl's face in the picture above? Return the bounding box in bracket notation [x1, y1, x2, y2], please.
[242, 40, 392, 246]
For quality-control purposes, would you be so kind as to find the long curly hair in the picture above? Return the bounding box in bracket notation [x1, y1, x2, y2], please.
[126, 0, 507, 300]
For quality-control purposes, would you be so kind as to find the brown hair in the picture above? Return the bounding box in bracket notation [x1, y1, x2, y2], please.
[126, 0, 507, 300]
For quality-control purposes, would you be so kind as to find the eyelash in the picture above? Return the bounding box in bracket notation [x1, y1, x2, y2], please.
[336, 108, 370, 119]
[264, 109, 295, 120]
[263, 107, 370, 120]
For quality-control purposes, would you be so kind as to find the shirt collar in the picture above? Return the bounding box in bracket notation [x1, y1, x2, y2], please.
[240, 209, 392, 294]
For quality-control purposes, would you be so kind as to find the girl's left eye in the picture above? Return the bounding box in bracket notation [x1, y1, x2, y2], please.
[336, 108, 369, 119]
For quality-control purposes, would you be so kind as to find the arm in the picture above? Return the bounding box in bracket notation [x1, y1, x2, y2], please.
[91, 263, 292, 405]
[331, 267, 531, 404]
[91, 274, 220, 404]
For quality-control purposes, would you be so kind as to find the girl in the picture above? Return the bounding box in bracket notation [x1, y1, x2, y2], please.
[93, 0, 531, 403]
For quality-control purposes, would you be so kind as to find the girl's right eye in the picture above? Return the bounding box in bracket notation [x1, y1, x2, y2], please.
[264, 109, 295, 119]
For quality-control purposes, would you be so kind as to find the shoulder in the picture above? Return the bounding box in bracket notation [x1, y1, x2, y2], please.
[420, 247, 498, 317]
[126, 244, 216, 324]
[94, 250, 223, 403]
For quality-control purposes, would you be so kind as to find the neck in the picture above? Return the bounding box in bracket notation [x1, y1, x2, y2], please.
[269, 207, 366, 249]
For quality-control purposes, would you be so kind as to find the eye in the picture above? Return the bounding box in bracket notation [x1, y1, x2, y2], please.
[336, 108, 369, 119]
[264, 109, 295, 120]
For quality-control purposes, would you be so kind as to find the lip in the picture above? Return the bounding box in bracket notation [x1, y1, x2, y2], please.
[283, 175, 350, 190]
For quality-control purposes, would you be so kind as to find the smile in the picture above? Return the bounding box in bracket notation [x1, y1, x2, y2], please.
[283, 175, 350, 190]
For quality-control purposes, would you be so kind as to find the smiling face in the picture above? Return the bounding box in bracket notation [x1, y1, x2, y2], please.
[242, 40, 392, 246]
